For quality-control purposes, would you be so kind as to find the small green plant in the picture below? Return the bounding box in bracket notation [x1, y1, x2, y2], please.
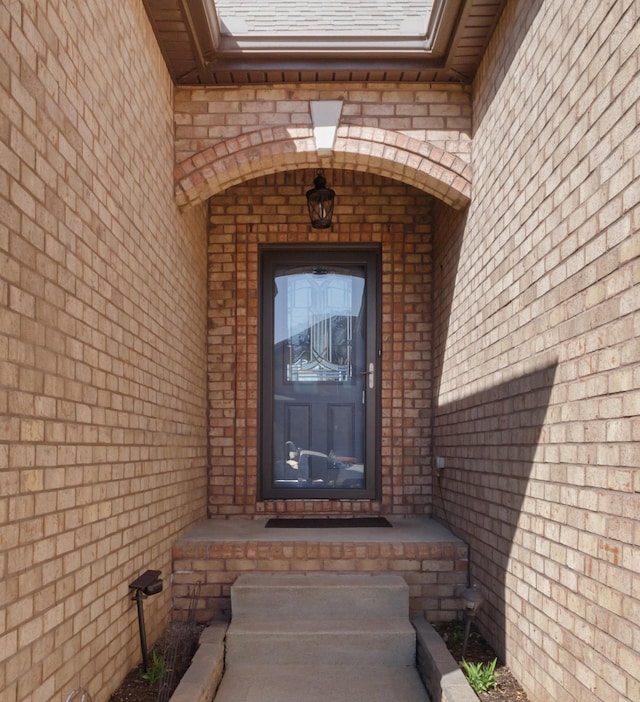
[140, 651, 169, 684]
[461, 657, 498, 694]
[445, 627, 464, 646]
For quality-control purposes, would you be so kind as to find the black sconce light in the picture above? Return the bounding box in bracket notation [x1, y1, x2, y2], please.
[460, 584, 484, 659]
[306, 171, 335, 229]
[129, 570, 163, 672]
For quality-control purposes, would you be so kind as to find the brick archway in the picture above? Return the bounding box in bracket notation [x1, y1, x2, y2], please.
[174, 125, 471, 209]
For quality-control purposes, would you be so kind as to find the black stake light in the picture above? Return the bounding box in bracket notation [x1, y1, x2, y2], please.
[306, 171, 335, 229]
[129, 570, 163, 672]
[461, 584, 484, 659]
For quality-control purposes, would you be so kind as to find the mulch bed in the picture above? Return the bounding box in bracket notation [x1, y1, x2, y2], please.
[433, 621, 530, 701]
[108, 621, 203, 702]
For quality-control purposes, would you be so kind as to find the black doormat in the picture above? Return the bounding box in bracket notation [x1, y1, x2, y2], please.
[265, 517, 392, 528]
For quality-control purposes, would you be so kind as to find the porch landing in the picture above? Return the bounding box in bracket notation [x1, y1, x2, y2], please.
[172, 517, 468, 623]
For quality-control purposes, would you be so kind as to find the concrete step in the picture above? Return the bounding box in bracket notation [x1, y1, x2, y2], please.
[225, 573, 417, 668]
[230, 572, 409, 621]
[213, 664, 430, 702]
[225, 618, 416, 666]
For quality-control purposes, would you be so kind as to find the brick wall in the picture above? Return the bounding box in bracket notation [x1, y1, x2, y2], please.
[172, 536, 468, 623]
[1, 2, 209, 701]
[433, 1, 640, 701]
[174, 83, 472, 166]
[207, 169, 435, 517]
[172, 83, 473, 211]
[4, 0, 638, 700]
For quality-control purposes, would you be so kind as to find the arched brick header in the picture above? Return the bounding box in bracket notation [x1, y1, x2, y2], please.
[174, 125, 472, 209]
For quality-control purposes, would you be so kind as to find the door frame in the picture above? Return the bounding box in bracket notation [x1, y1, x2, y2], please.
[259, 244, 381, 501]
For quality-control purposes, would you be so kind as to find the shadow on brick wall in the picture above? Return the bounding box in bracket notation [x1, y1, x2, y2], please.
[432, 361, 558, 659]
[431, 200, 467, 403]
[474, 0, 545, 128]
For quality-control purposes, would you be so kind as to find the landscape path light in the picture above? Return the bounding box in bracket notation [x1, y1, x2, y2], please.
[461, 584, 484, 659]
[129, 570, 163, 672]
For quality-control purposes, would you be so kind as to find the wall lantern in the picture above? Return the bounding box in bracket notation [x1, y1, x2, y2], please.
[461, 584, 484, 659]
[306, 171, 335, 229]
[129, 570, 163, 672]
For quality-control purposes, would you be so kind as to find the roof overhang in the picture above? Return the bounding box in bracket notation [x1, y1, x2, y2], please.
[143, 0, 506, 85]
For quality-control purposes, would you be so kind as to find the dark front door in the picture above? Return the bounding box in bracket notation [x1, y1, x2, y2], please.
[260, 246, 380, 500]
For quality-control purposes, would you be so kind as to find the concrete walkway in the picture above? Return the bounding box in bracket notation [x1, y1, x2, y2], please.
[213, 664, 430, 702]
[177, 515, 459, 545]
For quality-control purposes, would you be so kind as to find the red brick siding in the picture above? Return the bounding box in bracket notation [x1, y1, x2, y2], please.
[172, 538, 468, 622]
[1, 2, 208, 701]
[174, 84, 472, 165]
[207, 170, 435, 517]
[433, 1, 640, 701]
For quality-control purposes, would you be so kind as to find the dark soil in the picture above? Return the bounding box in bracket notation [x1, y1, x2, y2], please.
[108, 621, 203, 702]
[433, 621, 530, 701]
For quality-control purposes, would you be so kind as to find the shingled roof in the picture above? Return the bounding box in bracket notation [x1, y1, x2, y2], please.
[215, 0, 433, 35]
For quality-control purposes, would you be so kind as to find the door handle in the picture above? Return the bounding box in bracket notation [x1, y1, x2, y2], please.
[360, 362, 375, 389]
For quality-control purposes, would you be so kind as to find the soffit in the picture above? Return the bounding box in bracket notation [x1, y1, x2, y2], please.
[142, 0, 506, 85]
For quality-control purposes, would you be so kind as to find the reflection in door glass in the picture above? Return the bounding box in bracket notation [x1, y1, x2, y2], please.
[272, 265, 366, 490]
[282, 267, 363, 382]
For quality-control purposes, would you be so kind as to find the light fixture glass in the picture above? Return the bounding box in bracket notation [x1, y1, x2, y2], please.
[461, 584, 484, 614]
[306, 172, 335, 229]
